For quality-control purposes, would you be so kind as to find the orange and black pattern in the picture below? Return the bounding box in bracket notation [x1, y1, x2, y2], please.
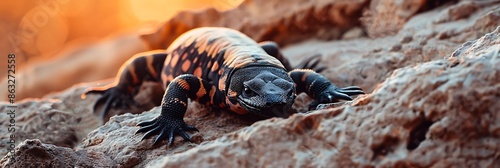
[82, 27, 364, 146]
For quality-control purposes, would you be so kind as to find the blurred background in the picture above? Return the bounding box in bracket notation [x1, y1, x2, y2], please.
[0, 0, 243, 101]
[0, 0, 242, 79]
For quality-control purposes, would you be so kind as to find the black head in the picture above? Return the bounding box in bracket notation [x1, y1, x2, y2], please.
[226, 66, 296, 118]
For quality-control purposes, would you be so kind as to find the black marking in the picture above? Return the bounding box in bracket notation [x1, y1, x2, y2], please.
[251, 54, 262, 61]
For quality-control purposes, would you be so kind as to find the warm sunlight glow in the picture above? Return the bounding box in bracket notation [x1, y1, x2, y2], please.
[128, 0, 175, 22]
[0, 0, 244, 71]
[128, 0, 243, 22]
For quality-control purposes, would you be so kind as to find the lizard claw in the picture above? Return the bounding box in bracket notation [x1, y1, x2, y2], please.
[82, 86, 135, 120]
[308, 85, 365, 110]
[136, 116, 198, 146]
[295, 54, 326, 73]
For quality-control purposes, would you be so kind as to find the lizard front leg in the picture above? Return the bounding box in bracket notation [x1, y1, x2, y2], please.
[136, 74, 216, 146]
[289, 69, 364, 110]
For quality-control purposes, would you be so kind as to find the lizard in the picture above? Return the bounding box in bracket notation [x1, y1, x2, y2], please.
[82, 27, 364, 146]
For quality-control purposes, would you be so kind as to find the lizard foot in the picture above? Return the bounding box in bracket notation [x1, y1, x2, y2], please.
[136, 116, 199, 146]
[82, 86, 135, 119]
[295, 54, 326, 73]
[308, 85, 365, 110]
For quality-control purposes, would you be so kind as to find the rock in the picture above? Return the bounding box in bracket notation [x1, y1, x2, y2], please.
[361, 0, 427, 37]
[0, 85, 99, 158]
[315, 101, 353, 110]
[73, 103, 257, 167]
[341, 27, 366, 40]
[141, 0, 371, 49]
[0, 139, 115, 167]
[344, 0, 500, 93]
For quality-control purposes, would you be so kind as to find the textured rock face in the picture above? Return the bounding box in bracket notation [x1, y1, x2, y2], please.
[361, 0, 428, 37]
[142, 0, 370, 49]
[0, 139, 115, 167]
[74, 106, 258, 167]
[0, 86, 99, 158]
[329, 0, 500, 94]
[1, 0, 500, 167]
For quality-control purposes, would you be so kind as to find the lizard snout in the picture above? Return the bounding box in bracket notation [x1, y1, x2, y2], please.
[264, 95, 287, 107]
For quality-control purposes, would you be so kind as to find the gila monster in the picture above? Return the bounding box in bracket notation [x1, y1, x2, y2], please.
[82, 27, 364, 146]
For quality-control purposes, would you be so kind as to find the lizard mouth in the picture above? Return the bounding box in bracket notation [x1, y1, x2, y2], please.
[237, 96, 290, 118]
[238, 97, 263, 112]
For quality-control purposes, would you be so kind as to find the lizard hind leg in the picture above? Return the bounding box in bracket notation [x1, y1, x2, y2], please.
[82, 51, 168, 121]
[83, 85, 136, 121]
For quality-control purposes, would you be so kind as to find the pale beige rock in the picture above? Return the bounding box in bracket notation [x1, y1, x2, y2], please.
[0, 139, 115, 167]
[361, 0, 427, 37]
[346, 0, 500, 93]
[74, 99, 259, 167]
[142, 0, 370, 49]
[0, 85, 99, 158]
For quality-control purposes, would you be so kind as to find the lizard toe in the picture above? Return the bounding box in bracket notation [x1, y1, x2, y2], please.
[137, 116, 198, 146]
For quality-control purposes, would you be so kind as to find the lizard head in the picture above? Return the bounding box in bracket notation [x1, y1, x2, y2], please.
[227, 66, 295, 118]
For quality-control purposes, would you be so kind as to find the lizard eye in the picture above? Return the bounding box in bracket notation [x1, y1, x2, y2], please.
[242, 86, 257, 97]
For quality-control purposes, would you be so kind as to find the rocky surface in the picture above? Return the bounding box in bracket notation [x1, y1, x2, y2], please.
[0, 84, 99, 160]
[142, 0, 371, 50]
[1, 139, 115, 167]
[1, 0, 500, 167]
